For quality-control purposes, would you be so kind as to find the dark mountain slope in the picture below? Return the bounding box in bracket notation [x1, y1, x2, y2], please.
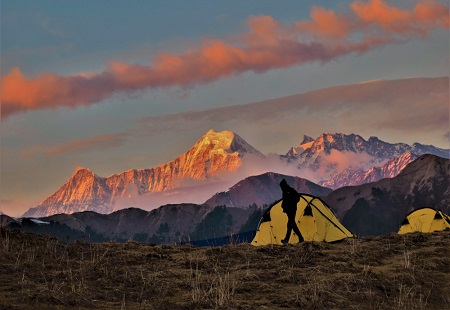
[205, 172, 332, 209]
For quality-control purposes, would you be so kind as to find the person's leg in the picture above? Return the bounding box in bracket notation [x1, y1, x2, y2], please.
[283, 213, 297, 243]
[292, 220, 304, 242]
[283, 223, 293, 243]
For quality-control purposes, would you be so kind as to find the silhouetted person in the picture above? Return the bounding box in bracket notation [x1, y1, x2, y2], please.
[280, 179, 304, 244]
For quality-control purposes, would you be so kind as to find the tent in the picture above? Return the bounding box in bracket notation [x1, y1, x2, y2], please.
[398, 208, 450, 234]
[251, 194, 354, 246]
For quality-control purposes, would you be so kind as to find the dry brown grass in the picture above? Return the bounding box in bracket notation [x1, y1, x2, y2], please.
[1, 228, 449, 309]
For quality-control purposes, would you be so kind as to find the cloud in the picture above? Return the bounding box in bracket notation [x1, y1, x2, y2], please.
[1, 0, 448, 119]
[295, 6, 353, 38]
[46, 133, 129, 156]
[23, 133, 129, 159]
[323, 149, 376, 171]
[0, 198, 13, 207]
[132, 76, 449, 154]
[351, 0, 449, 35]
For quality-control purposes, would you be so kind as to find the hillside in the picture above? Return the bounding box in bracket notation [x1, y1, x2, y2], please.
[6, 204, 255, 244]
[1, 228, 449, 309]
[204, 172, 332, 209]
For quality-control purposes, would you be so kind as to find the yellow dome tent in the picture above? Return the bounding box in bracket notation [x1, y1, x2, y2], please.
[398, 208, 450, 234]
[251, 194, 354, 246]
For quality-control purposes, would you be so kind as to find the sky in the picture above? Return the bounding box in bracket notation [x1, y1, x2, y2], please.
[1, 0, 449, 216]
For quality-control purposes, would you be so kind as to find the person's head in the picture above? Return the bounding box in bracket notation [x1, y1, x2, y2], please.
[280, 179, 288, 190]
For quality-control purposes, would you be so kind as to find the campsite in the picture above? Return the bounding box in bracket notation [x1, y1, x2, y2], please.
[2, 188, 449, 309]
[252, 195, 354, 246]
[1, 227, 449, 309]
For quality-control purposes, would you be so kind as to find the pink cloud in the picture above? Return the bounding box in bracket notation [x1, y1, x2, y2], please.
[1, 0, 448, 119]
[322, 149, 375, 172]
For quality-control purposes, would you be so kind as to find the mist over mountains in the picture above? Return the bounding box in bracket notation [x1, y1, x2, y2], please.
[23, 128, 448, 219]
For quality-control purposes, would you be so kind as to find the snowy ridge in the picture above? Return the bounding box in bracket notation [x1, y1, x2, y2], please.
[319, 153, 419, 189]
[285, 133, 448, 187]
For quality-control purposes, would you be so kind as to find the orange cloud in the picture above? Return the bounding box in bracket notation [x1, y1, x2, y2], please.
[1, 67, 114, 117]
[296, 6, 353, 38]
[414, 0, 449, 27]
[245, 15, 284, 46]
[351, 0, 449, 35]
[351, 0, 410, 30]
[1, 0, 448, 119]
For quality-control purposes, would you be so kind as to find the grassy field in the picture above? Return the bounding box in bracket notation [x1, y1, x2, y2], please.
[1, 228, 449, 309]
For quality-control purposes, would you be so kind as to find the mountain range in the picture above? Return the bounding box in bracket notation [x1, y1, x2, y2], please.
[5, 154, 449, 241]
[23, 130, 448, 218]
[284, 133, 448, 179]
[24, 130, 262, 217]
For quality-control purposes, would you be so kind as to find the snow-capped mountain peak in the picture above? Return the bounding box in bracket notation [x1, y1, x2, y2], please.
[193, 129, 262, 157]
[197, 129, 235, 152]
[286, 134, 315, 156]
[71, 167, 95, 179]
